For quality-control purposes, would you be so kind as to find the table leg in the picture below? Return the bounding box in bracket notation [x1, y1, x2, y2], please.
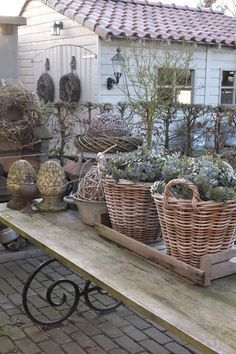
[22, 258, 122, 326]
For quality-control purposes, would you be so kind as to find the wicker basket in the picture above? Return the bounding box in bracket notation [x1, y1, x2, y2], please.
[75, 135, 143, 153]
[103, 178, 161, 244]
[152, 178, 236, 267]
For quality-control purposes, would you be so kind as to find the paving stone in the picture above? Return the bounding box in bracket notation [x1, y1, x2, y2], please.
[6, 277, 23, 290]
[19, 262, 36, 273]
[144, 327, 172, 344]
[8, 293, 23, 307]
[0, 336, 16, 354]
[46, 327, 71, 344]
[165, 341, 193, 354]
[24, 325, 49, 342]
[97, 321, 124, 338]
[117, 306, 133, 316]
[34, 272, 50, 282]
[0, 292, 9, 304]
[62, 341, 86, 354]
[74, 317, 101, 336]
[140, 339, 171, 354]
[115, 335, 143, 353]
[15, 337, 40, 354]
[93, 334, 119, 351]
[61, 322, 78, 334]
[55, 265, 73, 276]
[104, 313, 130, 328]
[39, 305, 62, 321]
[6, 307, 22, 316]
[39, 339, 65, 354]
[25, 279, 42, 290]
[0, 278, 16, 295]
[121, 324, 148, 341]
[0, 265, 15, 278]
[28, 258, 44, 267]
[8, 326, 26, 341]
[5, 264, 28, 281]
[33, 287, 47, 297]
[109, 349, 130, 354]
[10, 314, 34, 329]
[125, 314, 151, 330]
[82, 310, 103, 321]
[27, 295, 48, 309]
[0, 311, 10, 324]
[0, 300, 15, 309]
[86, 347, 108, 354]
[71, 329, 97, 349]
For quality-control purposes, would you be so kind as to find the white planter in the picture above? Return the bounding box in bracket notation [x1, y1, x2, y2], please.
[68, 195, 108, 226]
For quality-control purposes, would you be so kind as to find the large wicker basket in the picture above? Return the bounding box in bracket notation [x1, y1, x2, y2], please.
[152, 178, 236, 267]
[103, 178, 161, 244]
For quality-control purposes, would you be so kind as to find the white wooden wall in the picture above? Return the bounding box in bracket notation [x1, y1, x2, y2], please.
[18, 0, 99, 102]
[99, 39, 236, 106]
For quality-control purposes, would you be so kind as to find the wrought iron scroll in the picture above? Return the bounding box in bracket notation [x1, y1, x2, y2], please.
[22, 258, 122, 325]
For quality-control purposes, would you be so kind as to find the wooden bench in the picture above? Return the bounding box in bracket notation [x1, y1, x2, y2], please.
[0, 203, 235, 354]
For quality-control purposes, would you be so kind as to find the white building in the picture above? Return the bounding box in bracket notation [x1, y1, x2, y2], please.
[17, 0, 236, 107]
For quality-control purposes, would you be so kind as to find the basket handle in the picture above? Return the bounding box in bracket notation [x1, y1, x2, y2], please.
[163, 178, 201, 212]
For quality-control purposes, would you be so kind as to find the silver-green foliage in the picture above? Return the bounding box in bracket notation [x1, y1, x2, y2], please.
[151, 154, 236, 202]
[104, 148, 166, 183]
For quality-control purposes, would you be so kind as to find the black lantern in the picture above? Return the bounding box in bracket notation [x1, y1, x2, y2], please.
[107, 47, 124, 90]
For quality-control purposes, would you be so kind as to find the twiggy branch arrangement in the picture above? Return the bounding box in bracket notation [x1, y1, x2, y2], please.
[0, 86, 43, 149]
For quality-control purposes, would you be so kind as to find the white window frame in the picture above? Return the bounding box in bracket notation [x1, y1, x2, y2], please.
[221, 70, 236, 105]
[158, 69, 194, 104]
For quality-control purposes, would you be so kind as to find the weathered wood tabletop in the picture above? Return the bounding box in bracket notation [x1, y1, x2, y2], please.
[0, 203, 235, 354]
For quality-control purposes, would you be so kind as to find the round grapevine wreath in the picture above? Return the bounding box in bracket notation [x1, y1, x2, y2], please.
[59, 73, 80, 102]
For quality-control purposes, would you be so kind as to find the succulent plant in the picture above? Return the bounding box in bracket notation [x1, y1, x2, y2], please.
[151, 154, 236, 202]
[103, 147, 166, 183]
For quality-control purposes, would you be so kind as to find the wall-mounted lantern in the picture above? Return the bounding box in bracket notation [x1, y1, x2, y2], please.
[107, 47, 124, 90]
[51, 21, 63, 36]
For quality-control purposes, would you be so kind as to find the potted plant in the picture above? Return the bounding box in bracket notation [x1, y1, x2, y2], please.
[103, 148, 166, 244]
[151, 154, 236, 267]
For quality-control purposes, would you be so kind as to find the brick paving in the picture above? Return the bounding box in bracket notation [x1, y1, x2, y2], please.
[0, 254, 203, 354]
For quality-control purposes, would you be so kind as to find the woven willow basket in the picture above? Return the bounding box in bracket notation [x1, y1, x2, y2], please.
[103, 178, 161, 244]
[152, 178, 236, 268]
[75, 135, 143, 153]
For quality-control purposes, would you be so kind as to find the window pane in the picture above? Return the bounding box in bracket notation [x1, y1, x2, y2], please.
[158, 88, 174, 103]
[221, 89, 233, 104]
[176, 89, 192, 104]
[176, 70, 192, 86]
[222, 71, 234, 87]
[158, 68, 174, 85]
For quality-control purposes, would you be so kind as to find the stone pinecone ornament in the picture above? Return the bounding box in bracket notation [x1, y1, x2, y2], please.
[7, 160, 36, 210]
[36, 160, 67, 211]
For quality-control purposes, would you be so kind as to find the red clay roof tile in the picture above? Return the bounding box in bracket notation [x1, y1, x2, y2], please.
[41, 0, 236, 46]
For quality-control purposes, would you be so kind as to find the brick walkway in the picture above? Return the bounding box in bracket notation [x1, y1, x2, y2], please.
[0, 254, 203, 354]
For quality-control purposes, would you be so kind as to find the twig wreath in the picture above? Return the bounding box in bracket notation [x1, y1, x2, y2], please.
[0, 86, 43, 149]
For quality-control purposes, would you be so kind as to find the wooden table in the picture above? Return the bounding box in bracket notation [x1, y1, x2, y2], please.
[0, 203, 235, 354]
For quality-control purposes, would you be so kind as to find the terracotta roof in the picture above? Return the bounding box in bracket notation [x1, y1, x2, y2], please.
[40, 0, 236, 46]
